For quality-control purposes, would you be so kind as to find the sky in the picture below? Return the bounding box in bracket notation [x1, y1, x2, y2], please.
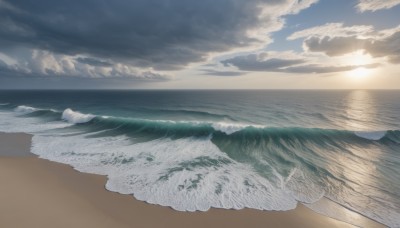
[0, 0, 399, 89]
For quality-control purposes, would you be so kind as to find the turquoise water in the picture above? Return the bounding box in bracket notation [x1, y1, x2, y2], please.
[0, 90, 399, 226]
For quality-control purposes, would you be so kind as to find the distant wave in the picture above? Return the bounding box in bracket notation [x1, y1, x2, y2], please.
[148, 108, 237, 121]
[11, 105, 398, 143]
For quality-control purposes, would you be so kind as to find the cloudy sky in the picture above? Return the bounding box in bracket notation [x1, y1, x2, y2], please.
[0, 0, 399, 89]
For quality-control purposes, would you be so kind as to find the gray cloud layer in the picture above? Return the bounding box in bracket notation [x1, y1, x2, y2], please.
[200, 69, 247, 76]
[221, 52, 380, 74]
[282, 63, 379, 74]
[75, 57, 113, 67]
[222, 54, 306, 71]
[0, 52, 171, 81]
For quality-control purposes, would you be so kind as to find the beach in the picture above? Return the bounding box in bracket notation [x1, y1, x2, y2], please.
[0, 132, 383, 228]
[1, 0, 400, 225]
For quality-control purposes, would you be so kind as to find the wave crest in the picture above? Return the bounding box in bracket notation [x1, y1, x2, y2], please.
[212, 122, 263, 135]
[5, 104, 398, 144]
[14, 105, 38, 114]
[62, 108, 95, 124]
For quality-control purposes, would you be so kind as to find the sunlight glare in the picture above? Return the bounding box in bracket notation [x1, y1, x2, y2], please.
[348, 67, 371, 80]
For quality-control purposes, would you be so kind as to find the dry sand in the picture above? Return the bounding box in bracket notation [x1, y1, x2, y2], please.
[0, 132, 383, 228]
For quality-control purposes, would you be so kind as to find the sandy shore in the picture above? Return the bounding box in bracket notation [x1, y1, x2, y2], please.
[0, 132, 382, 228]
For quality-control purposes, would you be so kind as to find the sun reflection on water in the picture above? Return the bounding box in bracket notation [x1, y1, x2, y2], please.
[343, 90, 377, 131]
[310, 90, 388, 226]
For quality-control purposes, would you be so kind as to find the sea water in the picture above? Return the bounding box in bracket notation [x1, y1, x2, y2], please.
[0, 90, 399, 227]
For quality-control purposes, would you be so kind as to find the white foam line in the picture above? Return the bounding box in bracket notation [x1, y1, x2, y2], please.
[14, 105, 38, 114]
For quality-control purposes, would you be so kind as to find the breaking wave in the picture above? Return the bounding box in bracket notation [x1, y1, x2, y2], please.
[10, 105, 397, 143]
[62, 108, 95, 124]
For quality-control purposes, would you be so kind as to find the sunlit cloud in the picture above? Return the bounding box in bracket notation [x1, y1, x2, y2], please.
[288, 23, 400, 63]
[356, 0, 400, 12]
[288, 23, 375, 40]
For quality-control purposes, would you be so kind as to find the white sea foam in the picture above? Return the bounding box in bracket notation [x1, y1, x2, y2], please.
[0, 103, 9, 105]
[62, 108, 95, 124]
[0, 108, 327, 213]
[30, 132, 298, 212]
[141, 119, 264, 135]
[14, 105, 38, 115]
[212, 122, 247, 134]
[125, 118, 266, 135]
[0, 110, 71, 133]
[212, 122, 264, 135]
[285, 169, 325, 204]
[355, 131, 387, 140]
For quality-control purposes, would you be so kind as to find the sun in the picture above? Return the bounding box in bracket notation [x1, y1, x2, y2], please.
[340, 51, 376, 80]
[348, 67, 371, 80]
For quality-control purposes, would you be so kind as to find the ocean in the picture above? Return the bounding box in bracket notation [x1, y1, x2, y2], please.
[0, 90, 399, 227]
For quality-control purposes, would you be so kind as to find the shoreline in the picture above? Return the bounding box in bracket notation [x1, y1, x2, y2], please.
[0, 132, 382, 227]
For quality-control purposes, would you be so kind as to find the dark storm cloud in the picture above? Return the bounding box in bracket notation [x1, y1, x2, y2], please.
[221, 54, 306, 71]
[0, 0, 300, 70]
